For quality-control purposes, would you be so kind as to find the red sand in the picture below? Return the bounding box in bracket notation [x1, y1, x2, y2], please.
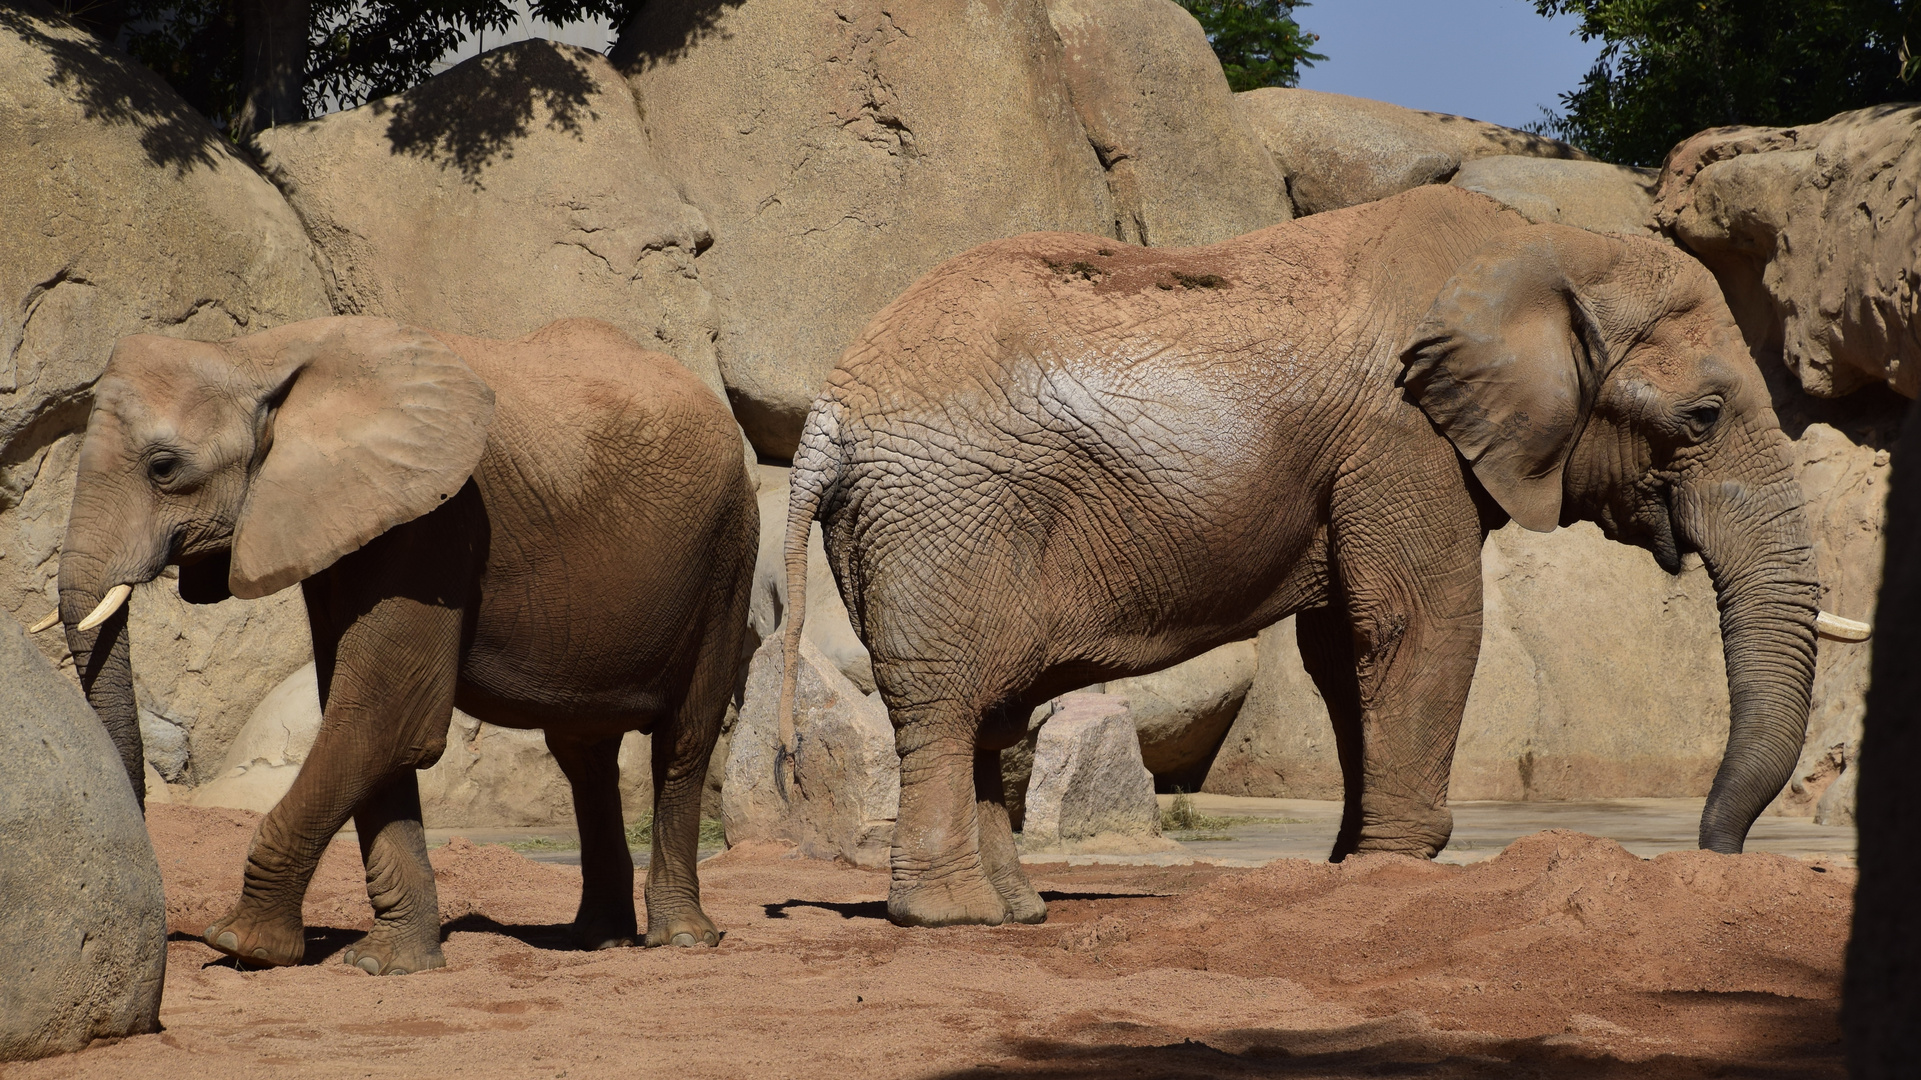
[7, 804, 1852, 1079]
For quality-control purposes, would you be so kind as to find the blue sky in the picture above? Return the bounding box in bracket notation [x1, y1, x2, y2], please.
[1294, 0, 1604, 130]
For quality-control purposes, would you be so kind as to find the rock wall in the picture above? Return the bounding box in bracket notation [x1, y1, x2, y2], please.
[1656, 105, 1921, 400]
[252, 41, 728, 404]
[0, 4, 325, 784]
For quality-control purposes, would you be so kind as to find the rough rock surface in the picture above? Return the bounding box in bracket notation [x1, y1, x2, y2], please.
[0, 612, 166, 1061]
[1656, 104, 1921, 399]
[0, 4, 326, 778]
[622, 0, 1117, 456]
[253, 41, 726, 404]
[1235, 88, 1588, 216]
[188, 663, 654, 827]
[1044, 0, 1290, 246]
[1450, 156, 1659, 237]
[1021, 693, 1172, 854]
[724, 635, 899, 867]
[1106, 639, 1257, 789]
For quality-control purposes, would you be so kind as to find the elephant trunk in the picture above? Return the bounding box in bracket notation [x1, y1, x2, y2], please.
[1678, 449, 1820, 853]
[57, 479, 169, 810]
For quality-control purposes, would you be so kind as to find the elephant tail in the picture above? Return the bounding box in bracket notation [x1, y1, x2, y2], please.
[777, 397, 846, 799]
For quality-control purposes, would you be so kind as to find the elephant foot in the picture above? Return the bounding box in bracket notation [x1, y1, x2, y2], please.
[644, 907, 720, 948]
[1351, 818, 1451, 860]
[340, 916, 446, 976]
[572, 903, 639, 951]
[989, 870, 1048, 925]
[204, 905, 305, 968]
[888, 870, 1009, 928]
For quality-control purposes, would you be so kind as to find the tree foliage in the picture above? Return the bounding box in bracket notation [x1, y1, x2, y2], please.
[1532, 0, 1921, 166]
[1176, 0, 1324, 92]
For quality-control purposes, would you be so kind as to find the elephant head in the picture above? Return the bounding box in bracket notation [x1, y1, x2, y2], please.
[44, 316, 495, 804]
[1402, 224, 1851, 853]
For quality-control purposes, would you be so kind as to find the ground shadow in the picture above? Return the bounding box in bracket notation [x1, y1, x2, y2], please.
[1, 0, 225, 173]
[439, 913, 578, 950]
[763, 899, 889, 921]
[1038, 891, 1172, 903]
[171, 926, 365, 969]
[926, 1030, 1844, 1080]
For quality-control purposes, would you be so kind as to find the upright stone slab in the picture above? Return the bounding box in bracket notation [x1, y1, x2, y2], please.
[725, 635, 899, 867]
[0, 612, 166, 1061]
[1021, 693, 1172, 854]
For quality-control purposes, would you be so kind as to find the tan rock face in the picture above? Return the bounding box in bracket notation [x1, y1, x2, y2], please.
[724, 635, 899, 867]
[622, 0, 1117, 457]
[1656, 105, 1921, 399]
[1020, 693, 1172, 854]
[1450, 156, 1660, 237]
[0, 5, 329, 783]
[1234, 88, 1588, 216]
[0, 614, 166, 1062]
[1044, 0, 1290, 246]
[1106, 639, 1257, 787]
[749, 465, 873, 693]
[252, 40, 727, 404]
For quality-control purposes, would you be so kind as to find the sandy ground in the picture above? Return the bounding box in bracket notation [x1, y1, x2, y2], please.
[8, 804, 1853, 1080]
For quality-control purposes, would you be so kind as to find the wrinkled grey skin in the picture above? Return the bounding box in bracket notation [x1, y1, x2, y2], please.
[57, 316, 755, 972]
[782, 186, 1819, 928]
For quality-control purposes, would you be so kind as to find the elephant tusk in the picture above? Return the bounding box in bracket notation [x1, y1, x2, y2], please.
[1815, 610, 1872, 642]
[75, 584, 133, 632]
[27, 610, 60, 634]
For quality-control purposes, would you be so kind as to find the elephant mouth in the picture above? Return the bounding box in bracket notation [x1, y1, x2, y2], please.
[176, 549, 234, 605]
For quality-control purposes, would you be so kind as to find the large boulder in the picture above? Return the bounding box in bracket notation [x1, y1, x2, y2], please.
[1044, 0, 1291, 246]
[1106, 639, 1257, 789]
[724, 635, 899, 867]
[189, 663, 655, 827]
[0, 612, 166, 1061]
[1234, 88, 1589, 216]
[620, 0, 1117, 456]
[0, 4, 325, 783]
[1020, 693, 1173, 854]
[1450, 156, 1660, 237]
[1655, 105, 1921, 399]
[252, 40, 728, 405]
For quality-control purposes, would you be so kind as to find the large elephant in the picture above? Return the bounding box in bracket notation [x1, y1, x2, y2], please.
[40, 316, 756, 971]
[780, 185, 1861, 929]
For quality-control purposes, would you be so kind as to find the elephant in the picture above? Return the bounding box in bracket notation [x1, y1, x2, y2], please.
[778, 184, 1866, 929]
[38, 316, 756, 971]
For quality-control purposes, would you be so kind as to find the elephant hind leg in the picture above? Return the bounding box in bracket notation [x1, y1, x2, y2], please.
[641, 612, 741, 949]
[1297, 605, 1365, 862]
[341, 772, 446, 975]
[885, 700, 1009, 928]
[547, 731, 637, 950]
[975, 747, 1045, 923]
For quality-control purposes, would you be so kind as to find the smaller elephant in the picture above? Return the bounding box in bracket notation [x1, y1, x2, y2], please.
[44, 316, 756, 972]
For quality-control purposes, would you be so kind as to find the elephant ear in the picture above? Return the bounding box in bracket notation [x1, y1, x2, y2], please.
[1400, 226, 1626, 533]
[227, 318, 495, 599]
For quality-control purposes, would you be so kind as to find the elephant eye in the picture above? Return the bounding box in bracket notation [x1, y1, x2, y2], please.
[1682, 402, 1722, 438]
[147, 454, 183, 484]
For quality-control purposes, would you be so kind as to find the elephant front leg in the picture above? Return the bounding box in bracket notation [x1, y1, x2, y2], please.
[547, 731, 637, 950]
[887, 710, 1008, 928]
[341, 773, 445, 975]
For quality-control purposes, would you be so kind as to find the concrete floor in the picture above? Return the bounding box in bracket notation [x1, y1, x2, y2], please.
[402, 793, 1855, 869]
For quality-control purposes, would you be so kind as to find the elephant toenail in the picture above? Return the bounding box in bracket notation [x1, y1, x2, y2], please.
[386, 967, 409, 976]
[357, 956, 381, 974]
[215, 932, 239, 951]
[671, 932, 697, 947]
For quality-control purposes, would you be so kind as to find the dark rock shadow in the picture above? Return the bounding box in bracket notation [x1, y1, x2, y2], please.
[1, 0, 226, 173]
[372, 40, 599, 188]
[606, 0, 747, 74]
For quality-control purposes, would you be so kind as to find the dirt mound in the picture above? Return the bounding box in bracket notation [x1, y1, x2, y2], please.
[19, 809, 1850, 1079]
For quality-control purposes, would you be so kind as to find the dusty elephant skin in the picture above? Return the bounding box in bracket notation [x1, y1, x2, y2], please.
[782, 184, 1832, 929]
[46, 316, 756, 973]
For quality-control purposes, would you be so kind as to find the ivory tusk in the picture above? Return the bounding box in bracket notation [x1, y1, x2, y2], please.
[27, 610, 60, 634]
[1815, 610, 1872, 642]
[75, 584, 132, 632]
